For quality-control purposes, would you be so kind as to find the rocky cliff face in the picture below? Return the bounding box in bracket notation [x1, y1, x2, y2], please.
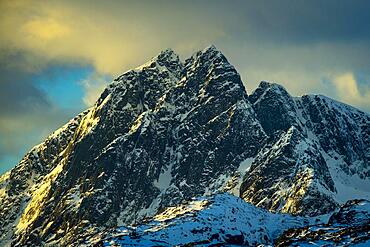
[240, 82, 370, 216]
[0, 46, 369, 246]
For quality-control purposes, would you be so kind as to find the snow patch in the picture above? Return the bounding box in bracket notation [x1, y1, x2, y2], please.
[153, 162, 173, 192]
[100, 194, 311, 246]
[324, 152, 370, 203]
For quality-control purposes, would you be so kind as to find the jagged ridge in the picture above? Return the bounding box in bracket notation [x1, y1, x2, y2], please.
[0, 46, 369, 246]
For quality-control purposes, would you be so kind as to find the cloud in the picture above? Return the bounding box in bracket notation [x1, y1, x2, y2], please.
[0, 67, 51, 116]
[222, 0, 370, 44]
[22, 17, 71, 41]
[1, 0, 370, 76]
[0, 0, 224, 76]
[80, 73, 109, 106]
[0, 64, 84, 173]
[0, 107, 78, 173]
[330, 73, 370, 110]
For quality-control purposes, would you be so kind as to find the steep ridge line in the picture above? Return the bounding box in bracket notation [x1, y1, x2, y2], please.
[0, 46, 369, 246]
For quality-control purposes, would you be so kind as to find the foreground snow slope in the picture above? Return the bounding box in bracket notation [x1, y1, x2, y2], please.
[87, 194, 370, 247]
[276, 199, 370, 246]
[86, 193, 311, 246]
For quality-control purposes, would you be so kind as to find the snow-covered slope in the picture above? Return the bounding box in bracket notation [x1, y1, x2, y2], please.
[0, 46, 369, 246]
[85, 194, 370, 247]
[276, 199, 370, 246]
[85, 193, 312, 246]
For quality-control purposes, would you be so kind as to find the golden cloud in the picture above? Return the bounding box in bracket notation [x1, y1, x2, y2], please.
[22, 18, 71, 41]
[0, 0, 224, 76]
[332, 73, 370, 107]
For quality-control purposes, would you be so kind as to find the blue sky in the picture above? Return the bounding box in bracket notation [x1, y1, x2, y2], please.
[0, 64, 103, 174]
[35, 65, 88, 109]
[0, 0, 370, 174]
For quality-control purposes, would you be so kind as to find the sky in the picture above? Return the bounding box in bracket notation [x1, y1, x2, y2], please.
[0, 0, 370, 174]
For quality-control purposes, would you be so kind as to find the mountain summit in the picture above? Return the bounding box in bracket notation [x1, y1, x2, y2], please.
[1, 46, 369, 246]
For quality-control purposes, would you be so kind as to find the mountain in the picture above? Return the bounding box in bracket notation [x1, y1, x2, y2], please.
[0, 46, 369, 246]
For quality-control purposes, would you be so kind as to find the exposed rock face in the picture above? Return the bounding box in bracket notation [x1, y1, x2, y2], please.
[0, 111, 88, 244]
[240, 82, 370, 216]
[240, 126, 337, 216]
[0, 46, 369, 246]
[275, 199, 370, 246]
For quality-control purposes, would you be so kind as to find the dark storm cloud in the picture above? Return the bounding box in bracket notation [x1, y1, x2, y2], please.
[0, 64, 83, 173]
[0, 67, 51, 116]
[209, 0, 370, 44]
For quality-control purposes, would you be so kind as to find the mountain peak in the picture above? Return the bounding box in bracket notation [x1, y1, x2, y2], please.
[154, 48, 183, 78]
[202, 44, 221, 54]
[257, 80, 288, 92]
[2, 46, 370, 246]
[155, 48, 180, 64]
[249, 80, 291, 105]
[113, 48, 183, 86]
[199, 44, 224, 59]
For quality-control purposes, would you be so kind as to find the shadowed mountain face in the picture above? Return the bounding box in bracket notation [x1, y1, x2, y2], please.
[0, 46, 369, 246]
